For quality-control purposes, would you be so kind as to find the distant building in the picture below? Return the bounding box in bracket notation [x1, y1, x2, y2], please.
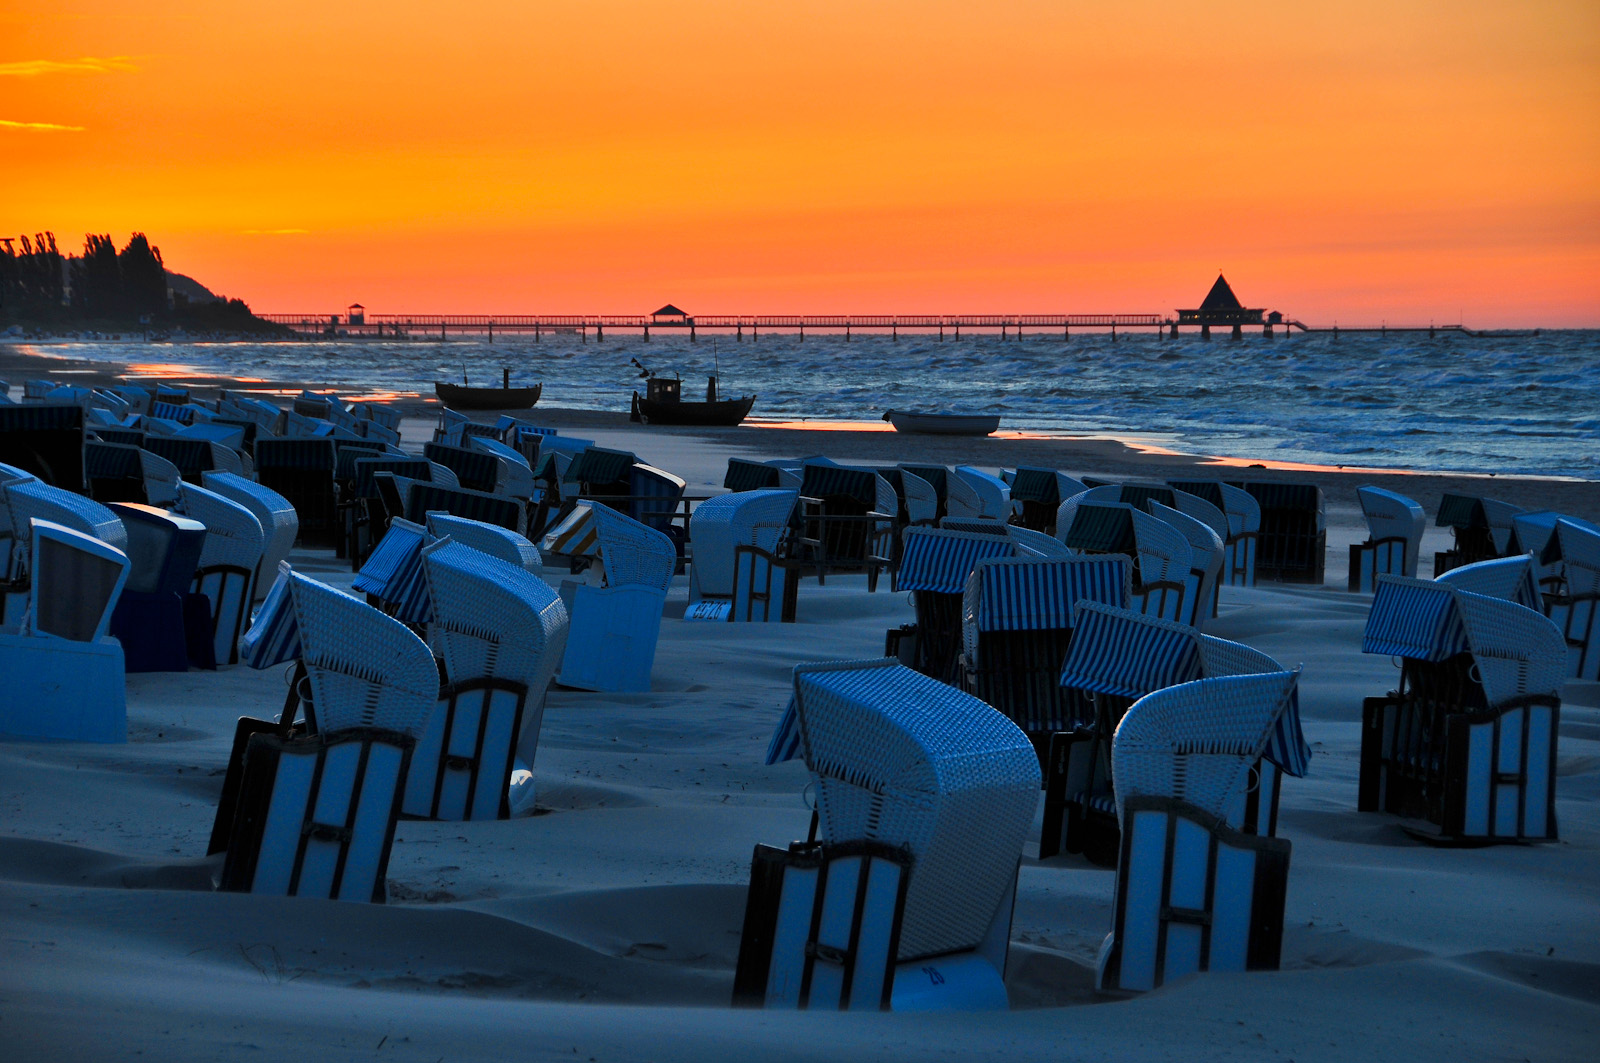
[1177, 274, 1263, 328]
[651, 303, 689, 322]
[347, 302, 365, 325]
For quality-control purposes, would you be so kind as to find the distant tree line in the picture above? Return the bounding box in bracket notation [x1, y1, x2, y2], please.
[0, 230, 283, 333]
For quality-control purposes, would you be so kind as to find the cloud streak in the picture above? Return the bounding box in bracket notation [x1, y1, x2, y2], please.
[241, 229, 312, 235]
[0, 56, 138, 77]
[0, 118, 85, 131]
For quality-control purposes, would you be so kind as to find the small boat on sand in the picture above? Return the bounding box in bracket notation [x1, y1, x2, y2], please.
[882, 409, 1000, 437]
[435, 370, 541, 411]
[631, 368, 754, 427]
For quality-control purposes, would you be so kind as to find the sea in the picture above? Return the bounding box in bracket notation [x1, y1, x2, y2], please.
[15, 328, 1600, 480]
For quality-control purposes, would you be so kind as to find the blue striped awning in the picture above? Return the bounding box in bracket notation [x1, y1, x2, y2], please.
[240, 567, 301, 668]
[1009, 467, 1061, 505]
[85, 442, 143, 480]
[765, 696, 803, 765]
[352, 522, 432, 623]
[1266, 687, 1312, 778]
[353, 457, 432, 498]
[0, 404, 86, 432]
[404, 483, 522, 531]
[973, 556, 1132, 631]
[899, 529, 1015, 594]
[1058, 606, 1201, 699]
[1117, 484, 1176, 513]
[425, 442, 501, 492]
[800, 463, 879, 506]
[725, 458, 781, 492]
[1065, 504, 1136, 554]
[143, 437, 213, 479]
[1362, 578, 1468, 661]
[900, 465, 948, 497]
[151, 400, 196, 424]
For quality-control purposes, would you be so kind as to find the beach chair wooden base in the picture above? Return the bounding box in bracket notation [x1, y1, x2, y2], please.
[192, 562, 254, 667]
[1349, 537, 1409, 593]
[1223, 533, 1256, 587]
[217, 726, 414, 902]
[556, 582, 666, 692]
[1544, 592, 1598, 681]
[1131, 578, 1187, 624]
[1255, 526, 1325, 584]
[402, 677, 528, 821]
[1096, 796, 1290, 994]
[731, 544, 799, 622]
[1359, 690, 1559, 843]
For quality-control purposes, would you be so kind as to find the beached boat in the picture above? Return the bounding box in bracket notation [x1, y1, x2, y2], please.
[631, 374, 754, 427]
[434, 373, 541, 411]
[882, 409, 1000, 436]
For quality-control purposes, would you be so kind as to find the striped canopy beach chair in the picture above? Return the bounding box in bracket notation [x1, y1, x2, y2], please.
[1052, 602, 1307, 863]
[1433, 492, 1523, 576]
[739, 659, 1039, 1011]
[254, 438, 338, 546]
[952, 466, 1010, 521]
[1229, 481, 1325, 584]
[1358, 575, 1566, 843]
[0, 402, 87, 491]
[1057, 501, 1194, 622]
[425, 512, 543, 575]
[889, 527, 1015, 682]
[1096, 670, 1301, 993]
[1539, 518, 1600, 681]
[1171, 480, 1259, 587]
[555, 503, 676, 692]
[352, 518, 433, 625]
[795, 462, 895, 590]
[1434, 554, 1541, 610]
[1149, 500, 1224, 627]
[177, 482, 265, 666]
[201, 471, 298, 602]
[214, 567, 437, 902]
[1007, 467, 1087, 535]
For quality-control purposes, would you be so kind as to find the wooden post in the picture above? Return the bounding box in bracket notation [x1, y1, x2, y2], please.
[690, 323, 696, 343]
[735, 324, 741, 342]
[939, 322, 944, 342]
[597, 323, 604, 342]
[644, 324, 650, 341]
[845, 322, 850, 342]
[892, 322, 897, 342]
[535, 322, 541, 342]
[1231, 323, 1242, 341]
[488, 319, 493, 344]
[1200, 324, 1210, 341]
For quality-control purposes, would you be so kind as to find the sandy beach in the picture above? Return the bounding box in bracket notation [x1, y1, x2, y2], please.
[2, 346, 1597, 1061]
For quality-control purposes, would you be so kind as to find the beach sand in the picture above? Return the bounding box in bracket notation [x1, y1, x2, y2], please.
[2, 347, 1597, 1061]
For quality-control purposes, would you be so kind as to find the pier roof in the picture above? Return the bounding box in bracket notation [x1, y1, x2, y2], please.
[1178, 273, 1264, 325]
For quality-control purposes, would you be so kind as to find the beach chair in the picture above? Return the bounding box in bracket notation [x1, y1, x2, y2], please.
[467, 437, 537, 499]
[425, 512, 543, 575]
[1007, 468, 1087, 534]
[1225, 482, 1325, 584]
[0, 520, 130, 742]
[887, 527, 1015, 682]
[401, 540, 569, 820]
[399, 478, 525, 535]
[1052, 603, 1305, 864]
[106, 503, 211, 672]
[959, 555, 1132, 778]
[200, 471, 299, 602]
[255, 438, 339, 546]
[1539, 518, 1600, 680]
[1358, 576, 1566, 842]
[144, 434, 245, 483]
[555, 503, 676, 692]
[737, 659, 1039, 1011]
[1506, 511, 1572, 598]
[685, 489, 799, 622]
[1434, 493, 1523, 576]
[1096, 670, 1301, 993]
[1434, 555, 1541, 610]
[1059, 502, 1193, 622]
[342, 455, 434, 565]
[425, 442, 501, 494]
[352, 518, 433, 625]
[794, 463, 895, 590]
[0, 402, 87, 490]
[725, 458, 783, 492]
[213, 567, 437, 902]
[1149, 501, 1224, 627]
[1004, 524, 1074, 559]
[952, 466, 1011, 521]
[175, 482, 265, 666]
[1171, 480, 1259, 587]
[1, 479, 127, 628]
[1348, 485, 1426, 592]
[84, 441, 181, 506]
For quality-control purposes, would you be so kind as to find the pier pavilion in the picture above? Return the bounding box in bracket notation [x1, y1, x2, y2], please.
[1173, 274, 1272, 340]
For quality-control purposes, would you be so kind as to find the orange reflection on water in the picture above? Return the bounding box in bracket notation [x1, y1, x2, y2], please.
[123, 362, 210, 378]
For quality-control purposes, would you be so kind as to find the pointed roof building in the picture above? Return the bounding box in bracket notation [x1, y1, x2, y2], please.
[1178, 274, 1263, 326]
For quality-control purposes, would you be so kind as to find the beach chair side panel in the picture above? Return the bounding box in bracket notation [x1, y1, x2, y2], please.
[402, 678, 526, 821]
[731, 543, 798, 623]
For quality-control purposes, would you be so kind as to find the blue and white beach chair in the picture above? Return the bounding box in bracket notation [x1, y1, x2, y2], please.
[1096, 670, 1301, 993]
[553, 502, 676, 692]
[1349, 485, 1426, 591]
[685, 489, 799, 622]
[177, 482, 265, 666]
[739, 659, 1039, 1011]
[888, 526, 1015, 682]
[1358, 575, 1566, 842]
[1539, 518, 1600, 681]
[201, 471, 299, 602]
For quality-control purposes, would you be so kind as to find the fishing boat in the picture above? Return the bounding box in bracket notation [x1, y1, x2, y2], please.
[882, 409, 1000, 436]
[434, 370, 541, 411]
[630, 367, 754, 427]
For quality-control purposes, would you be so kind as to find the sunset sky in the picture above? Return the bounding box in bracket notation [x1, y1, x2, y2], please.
[3, 1, 1597, 324]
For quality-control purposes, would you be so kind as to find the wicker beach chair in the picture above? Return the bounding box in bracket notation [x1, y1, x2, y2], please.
[1005, 524, 1074, 559]
[1058, 501, 1193, 622]
[201, 471, 299, 602]
[1225, 482, 1325, 584]
[685, 489, 799, 622]
[1052, 602, 1305, 863]
[794, 463, 895, 590]
[1358, 576, 1566, 842]
[255, 438, 338, 546]
[425, 441, 501, 494]
[402, 539, 569, 820]
[352, 518, 434, 625]
[1171, 480, 1259, 587]
[953, 466, 1011, 521]
[556, 503, 676, 692]
[959, 554, 1132, 795]
[737, 659, 1039, 1011]
[342, 455, 434, 566]
[400, 478, 525, 535]
[425, 512, 543, 575]
[0, 402, 87, 491]
[1096, 670, 1301, 993]
[1, 479, 127, 633]
[213, 567, 437, 902]
[1007, 467, 1087, 534]
[1149, 501, 1224, 627]
[144, 434, 245, 483]
[1539, 518, 1600, 680]
[105, 503, 210, 672]
[888, 527, 1016, 682]
[177, 483, 265, 666]
[467, 437, 537, 499]
[1432, 493, 1523, 576]
[84, 441, 181, 507]
[1434, 554, 1541, 609]
[0, 519, 131, 742]
[1348, 485, 1426, 592]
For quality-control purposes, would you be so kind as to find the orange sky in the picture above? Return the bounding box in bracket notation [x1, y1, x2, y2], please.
[3, 1, 1598, 325]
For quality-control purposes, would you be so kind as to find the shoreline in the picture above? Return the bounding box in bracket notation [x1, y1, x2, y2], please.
[5, 341, 1595, 526]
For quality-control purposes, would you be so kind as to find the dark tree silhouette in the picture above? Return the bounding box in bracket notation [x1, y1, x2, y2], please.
[71, 233, 123, 318]
[118, 233, 167, 319]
